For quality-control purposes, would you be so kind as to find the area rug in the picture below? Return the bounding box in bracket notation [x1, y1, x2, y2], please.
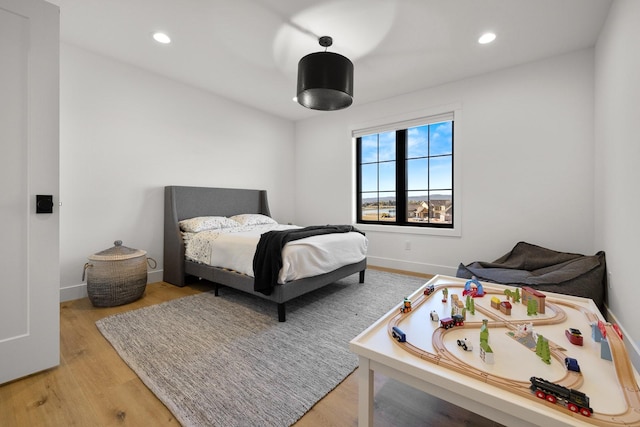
[96, 269, 427, 427]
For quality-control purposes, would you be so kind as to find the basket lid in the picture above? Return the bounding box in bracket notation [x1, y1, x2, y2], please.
[88, 240, 146, 261]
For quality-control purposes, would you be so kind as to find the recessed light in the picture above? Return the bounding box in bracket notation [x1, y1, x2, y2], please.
[478, 32, 496, 44]
[153, 32, 171, 44]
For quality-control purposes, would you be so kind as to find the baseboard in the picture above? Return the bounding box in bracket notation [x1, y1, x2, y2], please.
[148, 269, 163, 284]
[59, 269, 164, 303]
[366, 256, 458, 277]
[60, 283, 88, 302]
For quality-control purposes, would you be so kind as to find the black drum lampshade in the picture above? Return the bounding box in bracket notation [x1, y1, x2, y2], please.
[296, 36, 353, 111]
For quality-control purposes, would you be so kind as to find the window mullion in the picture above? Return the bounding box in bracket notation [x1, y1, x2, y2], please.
[396, 129, 407, 224]
[356, 136, 363, 220]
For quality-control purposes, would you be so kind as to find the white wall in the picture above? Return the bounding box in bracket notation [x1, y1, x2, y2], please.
[57, 4, 640, 361]
[295, 49, 596, 277]
[59, 44, 296, 300]
[595, 0, 640, 357]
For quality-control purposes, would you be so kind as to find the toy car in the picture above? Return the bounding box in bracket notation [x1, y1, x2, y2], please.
[392, 326, 406, 343]
[400, 297, 412, 314]
[430, 310, 439, 321]
[565, 328, 584, 346]
[457, 338, 473, 351]
[565, 357, 581, 373]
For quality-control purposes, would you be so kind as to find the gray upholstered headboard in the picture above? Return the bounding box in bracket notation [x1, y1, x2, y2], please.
[163, 186, 271, 286]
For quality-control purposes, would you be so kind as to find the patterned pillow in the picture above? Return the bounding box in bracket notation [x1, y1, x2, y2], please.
[229, 214, 277, 226]
[179, 216, 240, 232]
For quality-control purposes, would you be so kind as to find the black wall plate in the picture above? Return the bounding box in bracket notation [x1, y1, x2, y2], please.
[36, 195, 54, 214]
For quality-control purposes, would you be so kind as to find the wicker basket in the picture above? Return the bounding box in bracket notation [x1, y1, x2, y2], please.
[82, 240, 156, 307]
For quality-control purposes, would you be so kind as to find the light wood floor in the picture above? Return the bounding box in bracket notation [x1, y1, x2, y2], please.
[0, 267, 502, 426]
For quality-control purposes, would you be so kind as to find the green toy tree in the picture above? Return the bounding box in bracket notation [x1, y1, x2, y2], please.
[536, 334, 544, 357]
[535, 335, 551, 364]
[541, 339, 551, 365]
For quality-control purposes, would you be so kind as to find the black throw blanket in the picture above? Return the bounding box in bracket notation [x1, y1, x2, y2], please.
[253, 225, 364, 295]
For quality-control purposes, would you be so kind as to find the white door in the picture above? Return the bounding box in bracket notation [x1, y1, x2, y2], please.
[0, 0, 60, 384]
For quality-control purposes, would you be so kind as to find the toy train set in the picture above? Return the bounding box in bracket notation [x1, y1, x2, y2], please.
[385, 279, 640, 425]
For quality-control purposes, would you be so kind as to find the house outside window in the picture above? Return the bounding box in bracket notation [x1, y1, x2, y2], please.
[355, 112, 455, 229]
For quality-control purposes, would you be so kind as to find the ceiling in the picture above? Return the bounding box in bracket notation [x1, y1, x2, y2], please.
[46, 0, 612, 121]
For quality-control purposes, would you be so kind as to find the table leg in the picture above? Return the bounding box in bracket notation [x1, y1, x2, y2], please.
[358, 356, 374, 427]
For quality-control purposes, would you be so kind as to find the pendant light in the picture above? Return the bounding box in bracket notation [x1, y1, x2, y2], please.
[296, 36, 353, 111]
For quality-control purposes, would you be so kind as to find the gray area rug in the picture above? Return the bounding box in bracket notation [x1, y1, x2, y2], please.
[96, 269, 427, 427]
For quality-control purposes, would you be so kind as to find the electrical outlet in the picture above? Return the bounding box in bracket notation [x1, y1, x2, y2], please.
[405, 241, 411, 251]
[608, 270, 613, 288]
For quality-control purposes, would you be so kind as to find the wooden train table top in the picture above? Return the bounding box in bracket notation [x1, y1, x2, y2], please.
[349, 275, 640, 427]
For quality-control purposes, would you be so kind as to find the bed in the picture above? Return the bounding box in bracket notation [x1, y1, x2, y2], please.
[163, 186, 367, 321]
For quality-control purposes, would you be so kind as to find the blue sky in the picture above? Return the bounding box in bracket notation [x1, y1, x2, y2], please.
[361, 121, 453, 199]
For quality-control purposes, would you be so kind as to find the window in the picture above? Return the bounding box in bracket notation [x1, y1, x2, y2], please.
[356, 114, 454, 228]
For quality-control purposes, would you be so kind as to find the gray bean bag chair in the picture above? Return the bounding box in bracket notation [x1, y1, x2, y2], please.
[456, 241, 607, 314]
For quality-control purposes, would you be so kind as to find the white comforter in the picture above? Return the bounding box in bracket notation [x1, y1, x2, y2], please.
[184, 224, 368, 284]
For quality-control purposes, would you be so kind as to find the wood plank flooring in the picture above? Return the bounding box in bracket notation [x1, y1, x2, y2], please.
[0, 268, 502, 426]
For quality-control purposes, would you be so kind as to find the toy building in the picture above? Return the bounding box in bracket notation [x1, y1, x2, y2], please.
[479, 318, 494, 363]
[521, 287, 546, 314]
[491, 296, 501, 309]
[499, 301, 512, 315]
[592, 321, 604, 342]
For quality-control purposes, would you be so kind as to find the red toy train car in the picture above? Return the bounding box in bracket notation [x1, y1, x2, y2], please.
[440, 314, 464, 329]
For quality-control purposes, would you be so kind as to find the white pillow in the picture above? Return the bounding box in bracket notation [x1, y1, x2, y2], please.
[229, 214, 277, 226]
[179, 216, 240, 232]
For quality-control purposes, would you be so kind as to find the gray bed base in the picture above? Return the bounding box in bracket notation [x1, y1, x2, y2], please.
[163, 186, 366, 321]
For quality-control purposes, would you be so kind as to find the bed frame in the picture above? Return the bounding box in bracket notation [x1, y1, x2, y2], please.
[163, 186, 366, 321]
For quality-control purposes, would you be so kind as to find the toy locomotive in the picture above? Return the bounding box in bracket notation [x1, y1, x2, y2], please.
[529, 376, 592, 417]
